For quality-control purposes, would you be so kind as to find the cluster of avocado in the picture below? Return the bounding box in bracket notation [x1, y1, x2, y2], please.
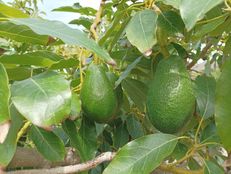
[80, 55, 195, 134]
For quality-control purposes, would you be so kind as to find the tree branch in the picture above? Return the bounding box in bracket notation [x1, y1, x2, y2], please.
[187, 40, 213, 69]
[8, 147, 80, 169]
[90, 0, 106, 41]
[159, 164, 203, 174]
[6, 152, 116, 174]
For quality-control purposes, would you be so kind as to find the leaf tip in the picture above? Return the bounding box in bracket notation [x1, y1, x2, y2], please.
[143, 49, 152, 57]
[0, 121, 11, 144]
[107, 59, 117, 66]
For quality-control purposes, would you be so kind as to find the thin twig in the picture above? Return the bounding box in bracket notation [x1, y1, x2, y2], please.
[6, 152, 116, 174]
[187, 40, 213, 69]
[90, 0, 106, 41]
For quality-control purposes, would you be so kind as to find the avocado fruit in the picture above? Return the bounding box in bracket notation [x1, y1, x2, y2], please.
[81, 64, 118, 123]
[146, 55, 195, 133]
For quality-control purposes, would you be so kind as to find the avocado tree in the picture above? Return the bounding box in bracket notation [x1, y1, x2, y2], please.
[0, 0, 231, 173]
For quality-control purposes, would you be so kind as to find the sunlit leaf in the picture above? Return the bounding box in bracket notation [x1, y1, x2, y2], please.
[10, 18, 116, 65]
[103, 133, 177, 174]
[126, 10, 158, 55]
[180, 0, 223, 30]
[11, 71, 71, 127]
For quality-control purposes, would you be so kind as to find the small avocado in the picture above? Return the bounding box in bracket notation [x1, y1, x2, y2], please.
[81, 64, 118, 123]
[146, 55, 195, 133]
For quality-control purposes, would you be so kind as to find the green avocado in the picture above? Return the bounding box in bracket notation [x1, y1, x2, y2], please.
[146, 55, 195, 133]
[81, 64, 118, 123]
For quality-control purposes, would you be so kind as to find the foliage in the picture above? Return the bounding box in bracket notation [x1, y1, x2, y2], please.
[0, 0, 230, 173]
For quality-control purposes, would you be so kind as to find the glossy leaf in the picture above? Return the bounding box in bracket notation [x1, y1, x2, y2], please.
[180, 0, 223, 30]
[62, 119, 97, 161]
[195, 75, 216, 119]
[0, 106, 24, 167]
[0, 22, 48, 45]
[122, 78, 148, 111]
[103, 133, 177, 174]
[10, 18, 116, 65]
[204, 160, 224, 174]
[0, 63, 10, 124]
[11, 71, 71, 127]
[0, 3, 28, 18]
[29, 125, 65, 161]
[215, 60, 231, 150]
[126, 10, 158, 55]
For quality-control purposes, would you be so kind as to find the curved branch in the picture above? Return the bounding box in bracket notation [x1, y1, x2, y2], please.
[6, 152, 116, 174]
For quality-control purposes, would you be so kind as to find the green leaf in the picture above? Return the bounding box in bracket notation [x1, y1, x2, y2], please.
[126, 116, 144, 139]
[115, 56, 142, 88]
[49, 59, 79, 70]
[0, 51, 78, 69]
[188, 158, 201, 170]
[215, 59, 231, 150]
[126, 10, 158, 55]
[11, 71, 71, 127]
[0, 22, 48, 45]
[29, 125, 66, 161]
[224, 36, 231, 56]
[204, 160, 224, 174]
[171, 143, 188, 160]
[157, 0, 180, 9]
[122, 78, 148, 111]
[113, 123, 129, 149]
[69, 18, 92, 30]
[195, 75, 216, 119]
[201, 123, 220, 143]
[0, 105, 24, 167]
[10, 18, 116, 65]
[0, 51, 60, 67]
[62, 119, 97, 161]
[193, 15, 227, 39]
[180, 0, 224, 31]
[158, 11, 185, 36]
[103, 133, 178, 174]
[0, 3, 28, 18]
[0, 63, 10, 124]
[52, 3, 97, 16]
[69, 93, 81, 120]
[6, 67, 31, 81]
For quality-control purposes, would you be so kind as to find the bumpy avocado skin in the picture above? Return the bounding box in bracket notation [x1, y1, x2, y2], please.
[81, 64, 118, 123]
[147, 56, 195, 133]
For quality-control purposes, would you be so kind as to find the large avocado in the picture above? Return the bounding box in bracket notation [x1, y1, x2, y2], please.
[146, 56, 195, 133]
[81, 64, 118, 123]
